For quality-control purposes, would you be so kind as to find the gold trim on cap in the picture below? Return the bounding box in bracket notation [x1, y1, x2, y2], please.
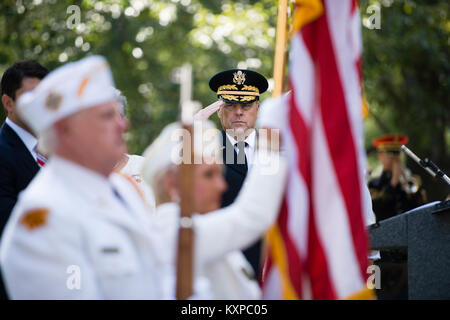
[218, 84, 238, 91]
[242, 85, 259, 92]
[377, 143, 403, 152]
[217, 90, 259, 96]
[221, 94, 239, 101]
[240, 96, 256, 102]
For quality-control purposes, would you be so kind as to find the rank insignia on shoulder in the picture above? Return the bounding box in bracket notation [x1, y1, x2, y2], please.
[20, 208, 50, 230]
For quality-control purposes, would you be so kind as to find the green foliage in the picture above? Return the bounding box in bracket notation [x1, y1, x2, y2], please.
[360, 0, 449, 200]
[0, 0, 277, 154]
[1, 0, 448, 199]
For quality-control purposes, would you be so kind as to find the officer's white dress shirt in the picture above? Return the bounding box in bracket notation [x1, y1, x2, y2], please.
[225, 129, 256, 171]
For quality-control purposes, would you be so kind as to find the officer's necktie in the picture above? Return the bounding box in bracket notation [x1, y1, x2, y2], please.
[235, 141, 248, 169]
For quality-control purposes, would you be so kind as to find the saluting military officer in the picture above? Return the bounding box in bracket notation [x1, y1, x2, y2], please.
[195, 69, 269, 277]
[141, 104, 286, 298]
[368, 134, 427, 299]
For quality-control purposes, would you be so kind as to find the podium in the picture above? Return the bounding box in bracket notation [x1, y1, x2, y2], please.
[369, 200, 450, 299]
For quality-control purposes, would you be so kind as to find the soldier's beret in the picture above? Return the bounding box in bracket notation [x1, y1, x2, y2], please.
[209, 69, 268, 104]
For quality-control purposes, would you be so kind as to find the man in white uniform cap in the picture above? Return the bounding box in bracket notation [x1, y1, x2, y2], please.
[0, 56, 288, 299]
[0, 56, 174, 299]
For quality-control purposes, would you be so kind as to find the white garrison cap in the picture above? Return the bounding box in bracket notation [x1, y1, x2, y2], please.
[17, 55, 116, 135]
[141, 120, 223, 188]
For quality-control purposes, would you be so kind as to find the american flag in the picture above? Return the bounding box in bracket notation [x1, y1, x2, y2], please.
[261, 0, 372, 299]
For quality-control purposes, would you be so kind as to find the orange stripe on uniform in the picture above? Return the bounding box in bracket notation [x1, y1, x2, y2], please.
[115, 171, 148, 208]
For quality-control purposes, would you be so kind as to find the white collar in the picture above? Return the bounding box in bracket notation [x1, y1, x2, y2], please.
[5, 117, 37, 154]
[225, 129, 256, 148]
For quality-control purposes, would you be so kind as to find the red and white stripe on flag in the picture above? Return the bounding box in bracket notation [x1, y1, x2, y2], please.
[261, 0, 373, 300]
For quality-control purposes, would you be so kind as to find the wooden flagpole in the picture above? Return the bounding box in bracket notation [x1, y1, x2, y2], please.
[175, 67, 196, 300]
[176, 121, 195, 300]
[272, 0, 289, 97]
[261, 0, 289, 287]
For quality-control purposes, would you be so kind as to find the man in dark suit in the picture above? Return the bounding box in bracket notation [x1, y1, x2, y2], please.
[0, 61, 48, 299]
[208, 69, 268, 276]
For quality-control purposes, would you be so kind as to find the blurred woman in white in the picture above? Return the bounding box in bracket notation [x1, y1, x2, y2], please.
[142, 119, 286, 299]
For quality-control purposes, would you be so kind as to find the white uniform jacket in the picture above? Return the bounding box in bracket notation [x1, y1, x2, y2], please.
[0, 151, 286, 299]
[156, 204, 261, 300]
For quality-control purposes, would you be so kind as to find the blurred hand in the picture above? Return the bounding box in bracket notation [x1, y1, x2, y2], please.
[194, 100, 223, 121]
[256, 93, 290, 130]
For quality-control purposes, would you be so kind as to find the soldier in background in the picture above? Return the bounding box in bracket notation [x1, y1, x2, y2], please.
[368, 134, 427, 222]
[368, 134, 427, 300]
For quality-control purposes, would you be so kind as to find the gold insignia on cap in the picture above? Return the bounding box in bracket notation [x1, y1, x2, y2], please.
[240, 96, 255, 102]
[221, 94, 239, 101]
[45, 92, 62, 111]
[20, 208, 50, 230]
[218, 84, 238, 91]
[242, 85, 258, 93]
[233, 71, 246, 85]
